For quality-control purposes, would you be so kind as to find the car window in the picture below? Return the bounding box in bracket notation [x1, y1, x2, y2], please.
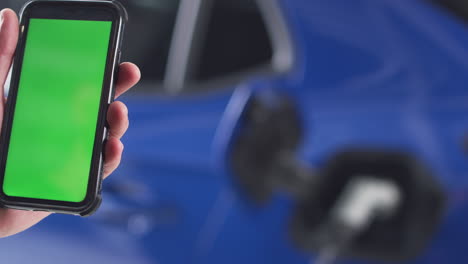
[192, 0, 273, 82]
[120, 0, 180, 84]
[2, 0, 284, 95]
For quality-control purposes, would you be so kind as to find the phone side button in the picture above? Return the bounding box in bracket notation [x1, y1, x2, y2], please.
[97, 156, 105, 194]
[98, 169, 104, 192]
[103, 126, 108, 142]
[117, 50, 122, 64]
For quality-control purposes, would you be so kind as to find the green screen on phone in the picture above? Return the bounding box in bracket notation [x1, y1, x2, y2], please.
[2, 18, 112, 203]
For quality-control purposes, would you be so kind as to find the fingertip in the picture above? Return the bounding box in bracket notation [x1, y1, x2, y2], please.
[115, 62, 141, 98]
[118, 100, 129, 116]
[121, 62, 141, 82]
[103, 137, 124, 178]
[108, 137, 124, 155]
[0, 9, 18, 30]
[108, 101, 128, 120]
[1, 9, 18, 21]
[107, 101, 129, 139]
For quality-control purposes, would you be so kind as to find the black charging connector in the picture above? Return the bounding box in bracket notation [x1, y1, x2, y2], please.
[313, 177, 402, 264]
[291, 150, 445, 263]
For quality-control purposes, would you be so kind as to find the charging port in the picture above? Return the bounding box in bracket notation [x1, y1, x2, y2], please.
[229, 91, 303, 204]
[291, 150, 446, 262]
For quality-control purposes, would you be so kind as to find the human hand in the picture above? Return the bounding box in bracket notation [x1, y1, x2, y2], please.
[0, 9, 141, 238]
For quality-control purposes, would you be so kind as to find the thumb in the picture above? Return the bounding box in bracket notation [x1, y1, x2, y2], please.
[0, 9, 18, 117]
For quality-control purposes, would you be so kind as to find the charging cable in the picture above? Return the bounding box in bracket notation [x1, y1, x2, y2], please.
[313, 176, 402, 264]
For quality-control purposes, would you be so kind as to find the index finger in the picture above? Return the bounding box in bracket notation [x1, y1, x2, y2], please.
[114, 62, 140, 99]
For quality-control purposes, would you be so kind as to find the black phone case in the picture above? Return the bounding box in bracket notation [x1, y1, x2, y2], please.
[0, 0, 127, 216]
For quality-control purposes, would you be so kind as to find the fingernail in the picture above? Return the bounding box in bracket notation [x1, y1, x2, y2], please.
[0, 10, 5, 26]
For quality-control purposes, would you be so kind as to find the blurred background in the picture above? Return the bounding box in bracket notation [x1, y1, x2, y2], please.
[3, 0, 468, 263]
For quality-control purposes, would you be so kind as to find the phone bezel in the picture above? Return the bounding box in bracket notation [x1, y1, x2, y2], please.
[0, 0, 125, 215]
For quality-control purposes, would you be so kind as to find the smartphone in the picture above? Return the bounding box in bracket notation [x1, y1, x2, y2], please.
[0, 0, 127, 216]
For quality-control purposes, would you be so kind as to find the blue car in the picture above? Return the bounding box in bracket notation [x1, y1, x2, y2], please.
[1, 0, 468, 263]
